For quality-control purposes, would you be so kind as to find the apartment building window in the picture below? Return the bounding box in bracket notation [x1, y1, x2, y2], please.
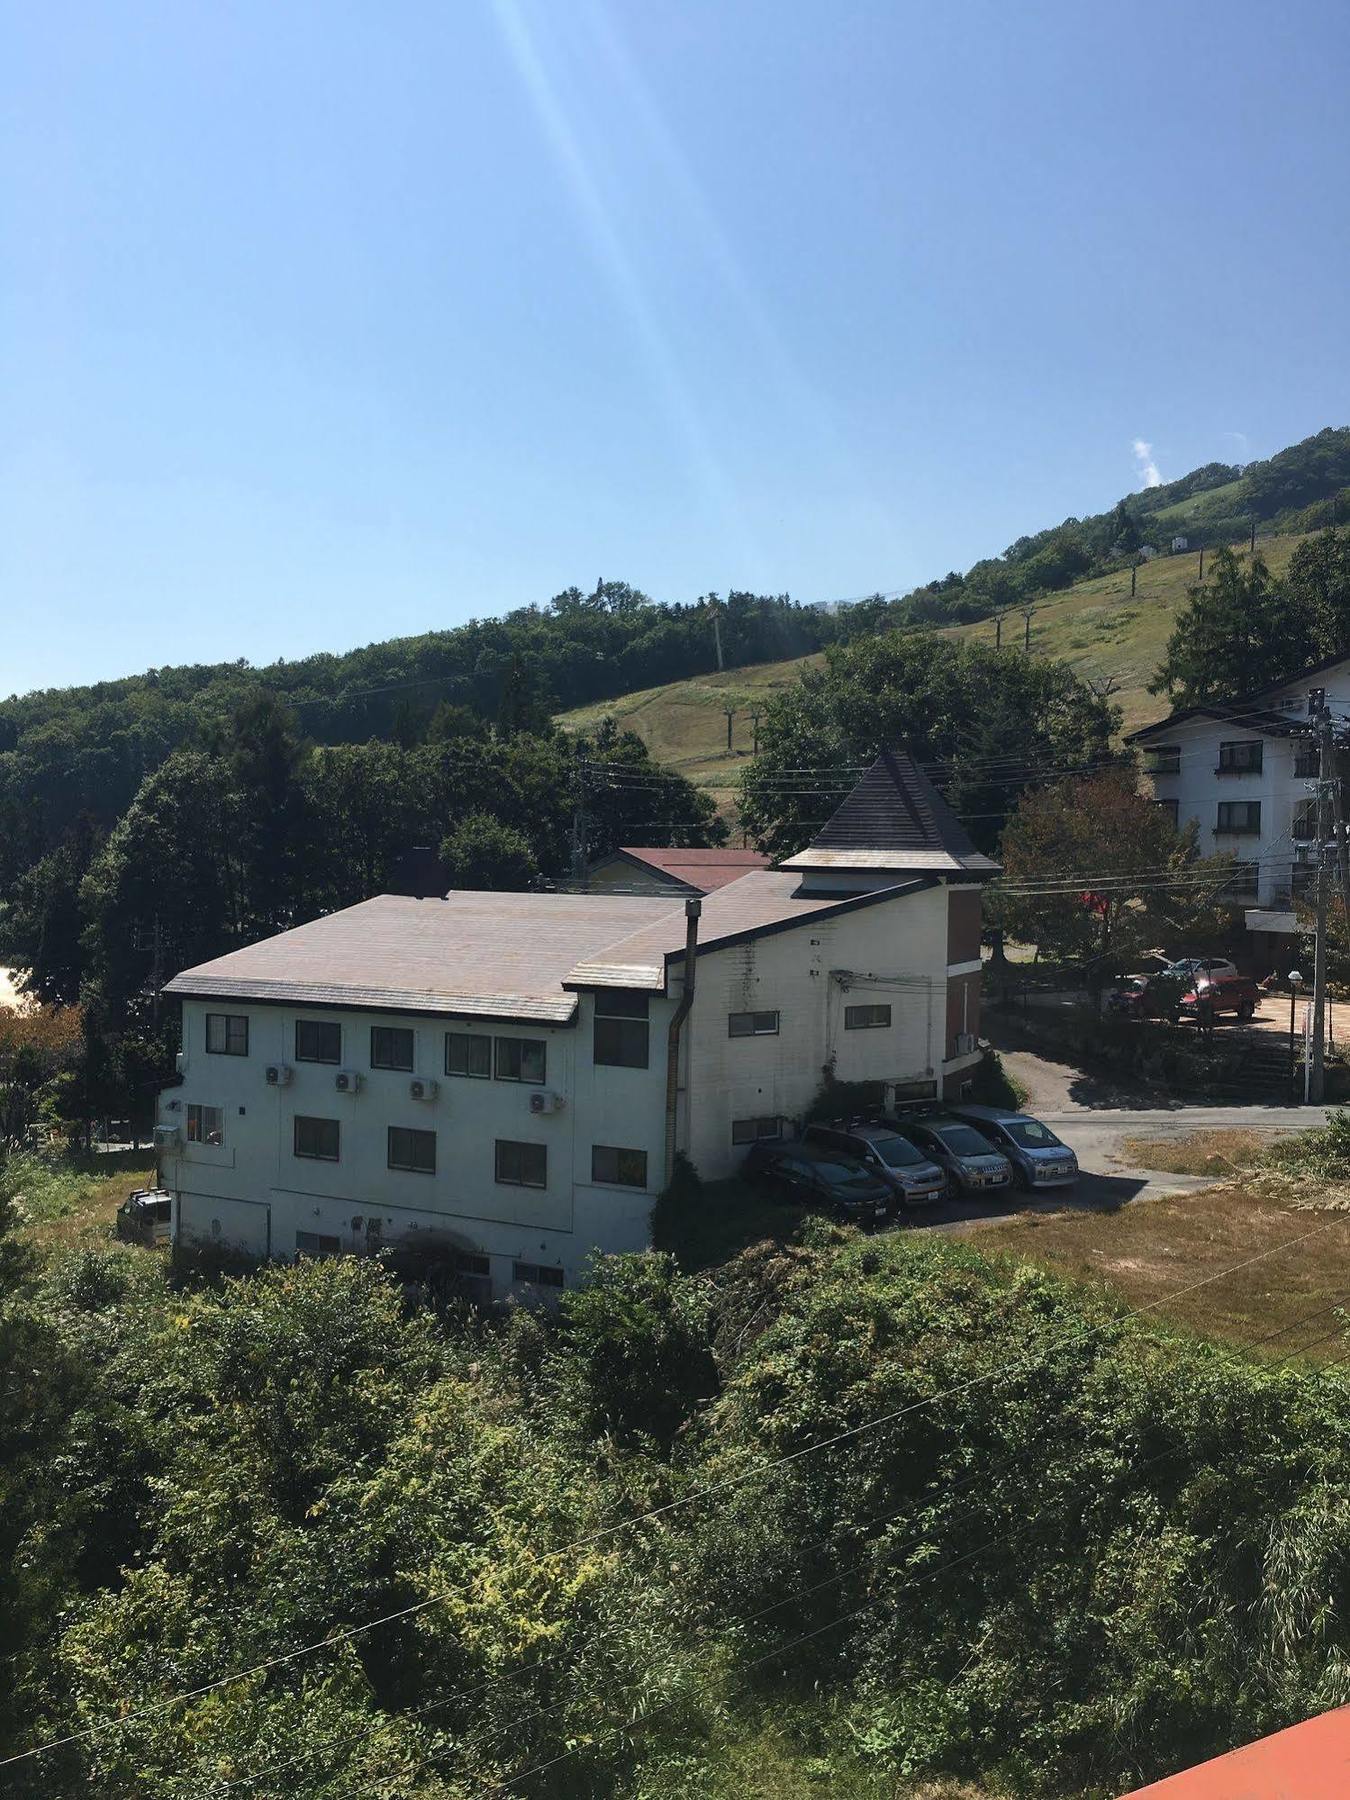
[1293, 799, 1318, 840]
[295, 1231, 341, 1257]
[591, 1145, 648, 1187]
[732, 1116, 782, 1145]
[452, 1249, 490, 1278]
[513, 1261, 564, 1289]
[1156, 798, 1180, 826]
[844, 1003, 892, 1030]
[371, 1026, 414, 1071]
[1294, 747, 1321, 779]
[205, 1013, 248, 1056]
[495, 1139, 547, 1188]
[295, 1020, 341, 1064]
[594, 990, 650, 1068]
[1143, 745, 1181, 775]
[387, 1126, 436, 1174]
[186, 1104, 224, 1146]
[1226, 862, 1260, 899]
[728, 1009, 780, 1037]
[293, 1115, 340, 1162]
[495, 1036, 546, 1084]
[445, 1032, 492, 1078]
[1216, 801, 1262, 834]
[1217, 740, 1263, 774]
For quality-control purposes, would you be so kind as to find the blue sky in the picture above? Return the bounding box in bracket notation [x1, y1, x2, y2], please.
[3, 0, 1348, 695]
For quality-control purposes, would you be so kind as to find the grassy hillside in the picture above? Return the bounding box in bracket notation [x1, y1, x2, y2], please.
[560, 529, 1314, 788]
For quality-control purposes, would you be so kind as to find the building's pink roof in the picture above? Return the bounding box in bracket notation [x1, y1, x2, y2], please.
[1120, 1707, 1350, 1799]
[615, 847, 770, 892]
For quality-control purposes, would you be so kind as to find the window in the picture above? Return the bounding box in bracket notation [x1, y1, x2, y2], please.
[293, 1115, 340, 1162]
[513, 1261, 564, 1289]
[186, 1104, 224, 1146]
[1143, 745, 1181, 775]
[732, 1116, 782, 1145]
[295, 1231, 341, 1257]
[206, 1013, 248, 1056]
[1294, 799, 1318, 840]
[728, 1009, 780, 1037]
[452, 1249, 490, 1278]
[295, 1019, 341, 1064]
[371, 1026, 414, 1071]
[844, 1003, 891, 1030]
[593, 990, 650, 1068]
[591, 1145, 648, 1187]
[1217, 740, 1263, 774]
[495, 1139, 547, 1188]
[1216, 801, 1262, 834]
[446, 1032, 492, 1078]
[1156, 798, 1179, 826]
[494, 1036, 546, 1084]
[387, 1126, 436, 1173]
[1294, 748, 1321, 779]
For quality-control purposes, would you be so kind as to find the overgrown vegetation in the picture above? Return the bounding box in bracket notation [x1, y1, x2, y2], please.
[4, 1198, 1350, 1798]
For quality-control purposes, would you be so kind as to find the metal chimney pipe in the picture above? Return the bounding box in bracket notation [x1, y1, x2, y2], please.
[663, 897, 701, 1187]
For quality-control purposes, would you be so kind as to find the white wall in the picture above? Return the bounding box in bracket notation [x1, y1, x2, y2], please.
[679, 884, 950, 1180]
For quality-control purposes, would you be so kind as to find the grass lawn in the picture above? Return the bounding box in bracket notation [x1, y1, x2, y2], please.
[5, 1151, 155, 1254]
[1118, 1128, 1275, 1176]
[974, 1171, 1350, 1363]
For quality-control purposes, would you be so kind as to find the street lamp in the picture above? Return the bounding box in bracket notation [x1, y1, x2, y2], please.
[1289, 970, 1304, 1102]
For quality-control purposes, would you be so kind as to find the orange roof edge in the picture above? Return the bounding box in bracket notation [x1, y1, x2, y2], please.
[1120, 1707, 1350, 1799]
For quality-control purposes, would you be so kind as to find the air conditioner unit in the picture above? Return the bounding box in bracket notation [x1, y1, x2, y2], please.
[335, 1070, 363, 1094]
[953, 1032, 978, 1057]
[153, 1124, 181, 1151]
[409, 1077, 439, 1102]
[265, 1063, 293, 1087]
[174, 1051, 185, 1075]
[528, 1090, 565, 1115]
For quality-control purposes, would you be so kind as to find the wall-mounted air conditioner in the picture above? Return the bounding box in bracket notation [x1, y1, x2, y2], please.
[528, 1091, 565, 1115]
[953, 1032, 978, 1057]
[409, 1077, 439, 1102]
[154, 1124, 182, 1151]
[335, 1070, 363, 1094]
[265, 1064, 293, 1087]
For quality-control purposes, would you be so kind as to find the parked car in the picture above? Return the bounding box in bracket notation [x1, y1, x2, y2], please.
[1179, 973, 1259, 1023]
[1167, 956, 1238, 983]
[803, 1121, 946, 1207]
[741, 1140, 894, 1228]
[886, 1115, 1013, 1199]
[945, 1104, 1079, 1190]
[1103, 973, 1183, 1023]
[115, 1188, 173, 1246]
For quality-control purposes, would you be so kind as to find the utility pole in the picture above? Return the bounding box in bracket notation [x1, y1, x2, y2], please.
[1022, 606, 1035, 652]
[1250, 517, 1257, 554]
[1198, 544, 1205, 581]
[750, 709, 761, 755]
[723, 706, 736, 752]
[570, 762, 589, 887]
[1130, 560, 1137, 598]
[1310, 696, 1336, 1103]
[994, 612, 1004, 649]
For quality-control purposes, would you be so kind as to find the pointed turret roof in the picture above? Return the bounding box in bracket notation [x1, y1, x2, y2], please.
[779, 748, 1000, 879]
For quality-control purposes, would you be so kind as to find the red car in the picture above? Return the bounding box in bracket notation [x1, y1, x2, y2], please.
[1179, 973, 1259, 1023]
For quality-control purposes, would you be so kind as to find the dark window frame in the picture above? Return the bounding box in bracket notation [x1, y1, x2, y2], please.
[593, 990, 651, 1069]
[494, 1035, 547, 1085]
[732, 1116, 783, 1145]
[495, 1138, 548, 1188]
[295, 1230, 341, 1257]
[1216, 800, 1262, 834]
[295, 1019, 342, 1065]
[728, 1009, 780, 1037]
[1217, 739, 1264, 774]
[387, 1125, 436, 1174]
[591, 1144, 649, 1188]
[186, 1103, 225, 1146]
[293, 1114, 340, 1163]
[445, 1031, 492, 1079]
[205, 1012, 249, 1056]
[844, 1003, 892, 1030]
[513, 1260, 564, 1288]
[371, 1026, 415, 1072]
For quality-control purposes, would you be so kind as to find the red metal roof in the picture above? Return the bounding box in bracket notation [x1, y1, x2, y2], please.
[615, 847, 770, 892]
[1120, 1707, 1350, 1799]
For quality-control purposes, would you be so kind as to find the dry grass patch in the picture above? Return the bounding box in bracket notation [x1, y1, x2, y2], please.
[5, 1154, 155, 1254]
[975, 1179, 1350, 1361]
[1119, 1128, 1275, 1177]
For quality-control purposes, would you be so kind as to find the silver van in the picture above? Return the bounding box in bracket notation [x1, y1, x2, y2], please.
[889, 1115, 1013, 1199]
[946, 1105, 1078, 1190]
[803, 1121, 946, 1208]
[115, 1188, 174, 1246]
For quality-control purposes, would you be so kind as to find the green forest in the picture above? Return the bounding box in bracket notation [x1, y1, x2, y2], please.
[4, 1175, 1350, 1798]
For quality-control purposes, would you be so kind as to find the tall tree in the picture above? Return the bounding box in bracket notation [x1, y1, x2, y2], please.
[1151, 548, 1314, 705]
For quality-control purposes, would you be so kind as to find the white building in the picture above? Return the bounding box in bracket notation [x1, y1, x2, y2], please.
[157, 751, 996, 1295]
[1130, 655, 1350, 955]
